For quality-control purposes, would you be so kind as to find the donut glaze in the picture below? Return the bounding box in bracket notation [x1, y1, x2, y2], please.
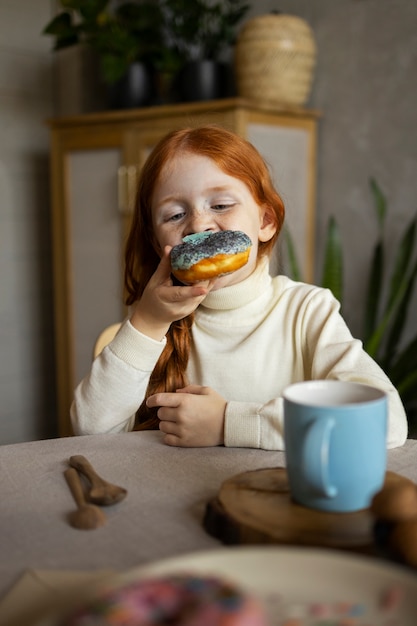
[170, 230, 252, 283]
[65, 574, 268, 626]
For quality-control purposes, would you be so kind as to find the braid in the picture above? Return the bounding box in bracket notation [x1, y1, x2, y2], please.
[133, 314, 194, 430]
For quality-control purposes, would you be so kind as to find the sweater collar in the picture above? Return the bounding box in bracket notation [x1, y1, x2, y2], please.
[201, 256, 271, 311]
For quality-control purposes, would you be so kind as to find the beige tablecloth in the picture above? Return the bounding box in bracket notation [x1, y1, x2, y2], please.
[0, 431, 416, 624]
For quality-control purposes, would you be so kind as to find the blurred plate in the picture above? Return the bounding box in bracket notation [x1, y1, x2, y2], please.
[37, 546, 417, 625]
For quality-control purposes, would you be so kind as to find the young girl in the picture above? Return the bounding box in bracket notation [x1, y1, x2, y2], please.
[71, 125, 407, 449]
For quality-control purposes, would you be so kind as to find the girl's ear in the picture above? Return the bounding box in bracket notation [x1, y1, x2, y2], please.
[259, 205, 278, 242]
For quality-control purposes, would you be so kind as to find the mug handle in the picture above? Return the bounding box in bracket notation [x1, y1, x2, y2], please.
[302, 416, 338, 498]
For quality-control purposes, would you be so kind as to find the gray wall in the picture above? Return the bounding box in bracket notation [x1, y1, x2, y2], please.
[0, 0, 416, 443]
[0, 0, 56, 444]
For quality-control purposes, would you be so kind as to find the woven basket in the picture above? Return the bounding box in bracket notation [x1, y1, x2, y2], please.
[234, 14, 317, 108]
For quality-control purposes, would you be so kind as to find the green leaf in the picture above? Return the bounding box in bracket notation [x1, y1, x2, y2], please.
[284, 228, 303, 282]
[100, 53, 130, 83]
[389, 333, 417, 386]
[369, 177, 387, 231]
[364, 269, 410, 358]
[385, 217, 416, 311]
[321, 216, 343, 303]
[42, 12, 82, 49]
[43, 12, 74, 35]
[78, 0, 109, 21]
[383, 253, 417, 368]
[364, 195, 417, 361]
[363, 240, 383, 345]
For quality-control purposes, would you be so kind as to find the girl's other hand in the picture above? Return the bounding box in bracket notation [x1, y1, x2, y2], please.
[146, 385, 226, 447]
[130, 247, 213, 341]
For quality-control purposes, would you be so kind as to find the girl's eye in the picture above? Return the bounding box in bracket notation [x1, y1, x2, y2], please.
[166, 211, 185, 222]
[212, 203, 234, 211]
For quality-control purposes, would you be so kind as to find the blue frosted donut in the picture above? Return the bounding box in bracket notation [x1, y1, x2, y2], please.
[170, 231, 252, 283]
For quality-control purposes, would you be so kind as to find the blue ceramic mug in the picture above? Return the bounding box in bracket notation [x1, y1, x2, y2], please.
[283, 380, 388, 512]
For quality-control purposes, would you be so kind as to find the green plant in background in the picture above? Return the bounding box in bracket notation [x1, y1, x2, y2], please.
[363, 179, 417, 432]
[43, 0, 168, 84]
[162, 0, 249, 62]
[285, 215, 344, 302]
[43, 0, 249, 83]
[43, 0, 249, 96]
[285, 178, 417, 434]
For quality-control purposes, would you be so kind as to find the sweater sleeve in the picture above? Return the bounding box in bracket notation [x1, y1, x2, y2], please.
[223, 286, 407, 451]
[224, 398, 285, 450]
[70, 319, 166, 435]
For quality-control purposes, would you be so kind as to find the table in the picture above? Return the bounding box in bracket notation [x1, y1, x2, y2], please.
[1, 432, 416, 602]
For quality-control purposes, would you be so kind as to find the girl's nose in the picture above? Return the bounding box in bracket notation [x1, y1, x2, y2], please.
[184, 210, 215, 236]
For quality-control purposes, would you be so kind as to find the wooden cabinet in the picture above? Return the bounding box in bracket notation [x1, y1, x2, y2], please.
[48, 98, 319, 436]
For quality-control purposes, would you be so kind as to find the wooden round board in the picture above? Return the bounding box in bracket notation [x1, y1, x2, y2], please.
[204, 468, 403, 553]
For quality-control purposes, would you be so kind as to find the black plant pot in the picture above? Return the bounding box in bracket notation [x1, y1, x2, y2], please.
[107, 62, 155, 109]
[177, 60, 235, 102]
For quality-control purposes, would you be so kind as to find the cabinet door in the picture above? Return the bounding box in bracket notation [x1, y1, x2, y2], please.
[68, 148, 125, 385]
[52, 142, 127, 436]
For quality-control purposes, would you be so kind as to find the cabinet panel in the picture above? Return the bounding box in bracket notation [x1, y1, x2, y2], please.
[247, 123, 313, 277]
[68, 149, 124, 384]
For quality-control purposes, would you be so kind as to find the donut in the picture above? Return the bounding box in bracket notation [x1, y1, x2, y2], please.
[64, 573, 267, 626]
[170, 230, 252, 283]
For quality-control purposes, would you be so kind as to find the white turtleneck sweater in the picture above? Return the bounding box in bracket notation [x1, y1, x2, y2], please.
[71, 258, 407, 449]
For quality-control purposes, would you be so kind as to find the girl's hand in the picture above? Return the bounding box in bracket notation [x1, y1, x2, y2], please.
[130, 247, 213, 341]
[146, 385, 226, 447]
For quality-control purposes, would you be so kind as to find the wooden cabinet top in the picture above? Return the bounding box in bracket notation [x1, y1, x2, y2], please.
[47, 97, 320, 130]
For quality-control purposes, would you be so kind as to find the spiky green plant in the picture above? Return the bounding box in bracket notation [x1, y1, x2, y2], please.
[284, 215, 343, 301]
[363, 179, 417, 433]
[285, 178, 417, 435]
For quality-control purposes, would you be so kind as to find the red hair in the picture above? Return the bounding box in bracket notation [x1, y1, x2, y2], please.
[124, 125, 285, 428]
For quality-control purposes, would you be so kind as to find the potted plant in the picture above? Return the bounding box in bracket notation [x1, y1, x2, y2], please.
[43, 0, 169, 108]
[161, 0, 249, 101]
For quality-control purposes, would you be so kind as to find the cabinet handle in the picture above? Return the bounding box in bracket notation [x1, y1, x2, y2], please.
[117, 165, 138, 215]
